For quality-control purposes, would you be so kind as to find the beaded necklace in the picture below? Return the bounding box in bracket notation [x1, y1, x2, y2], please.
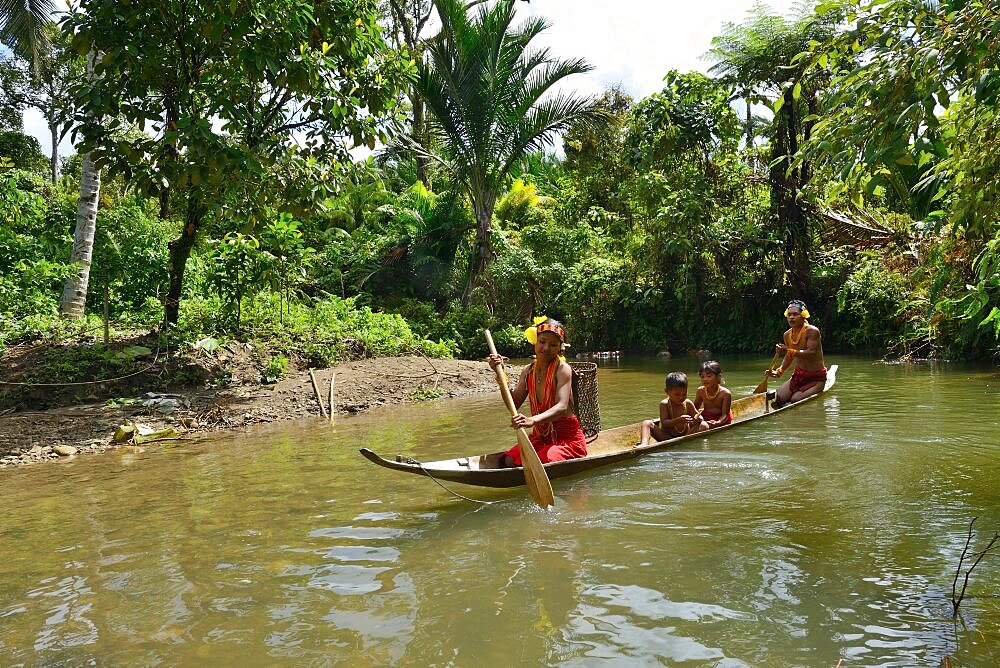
[705, 384, 721, 400]
[788, 324, 806, 347]
[528, 358, 559, 438]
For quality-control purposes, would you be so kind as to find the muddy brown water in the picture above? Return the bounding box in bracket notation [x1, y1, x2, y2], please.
[2, 356, 1000, 665]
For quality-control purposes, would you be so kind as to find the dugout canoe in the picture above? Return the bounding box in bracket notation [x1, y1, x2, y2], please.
[359, 365, 838, 489]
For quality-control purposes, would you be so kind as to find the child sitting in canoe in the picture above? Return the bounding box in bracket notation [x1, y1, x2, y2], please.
[639, 371, 709, 446]
[694, 361, 733, 428]
[487, 318, 588, 467]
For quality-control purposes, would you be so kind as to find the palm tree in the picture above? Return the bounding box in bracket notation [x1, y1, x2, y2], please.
[417, 0, 606, 305]
[59, 151, 101, 317]
[60, 54, 101, 319]
[0, 0, 55, 67]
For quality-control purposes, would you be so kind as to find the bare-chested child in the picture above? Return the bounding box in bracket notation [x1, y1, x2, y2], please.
[694, 360, 733, 428]
[639, 371, 709, 446]
[769, 299, 828, 406]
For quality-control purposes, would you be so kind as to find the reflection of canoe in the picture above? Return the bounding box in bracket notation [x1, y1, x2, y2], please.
[360, 365, 838, 489]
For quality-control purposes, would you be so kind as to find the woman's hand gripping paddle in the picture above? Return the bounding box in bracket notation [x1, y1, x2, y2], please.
[753, 350, 783, 394]
[484, 330, 555, 509]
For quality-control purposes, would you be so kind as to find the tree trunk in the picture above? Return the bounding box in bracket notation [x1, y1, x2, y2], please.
[159, 94, 179, 219]
[460, 203, 494, 307]
[164, 191, 204, 324]
[744, 88, 753, 149]
[48, 118, 58, 184]
[59, 152, 101, 318]
[769, 87, 810, 295]
[412, 90, 430, 188]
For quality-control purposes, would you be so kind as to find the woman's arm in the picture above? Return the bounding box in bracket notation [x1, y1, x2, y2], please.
[487, 354, 528, 409]
[694, 387, 704, 410]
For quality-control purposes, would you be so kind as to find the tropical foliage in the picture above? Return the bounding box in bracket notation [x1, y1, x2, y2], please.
[1, 0, 999, 377]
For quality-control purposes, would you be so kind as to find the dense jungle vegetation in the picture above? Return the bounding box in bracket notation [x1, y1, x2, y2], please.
[1, 0, 998, 387]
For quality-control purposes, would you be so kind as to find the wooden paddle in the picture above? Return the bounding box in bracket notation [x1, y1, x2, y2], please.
[484, 330, 555, 509]
[753, 350, 783, 394]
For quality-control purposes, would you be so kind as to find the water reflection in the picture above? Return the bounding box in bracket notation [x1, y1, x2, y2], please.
[2, 356, 1000, 664]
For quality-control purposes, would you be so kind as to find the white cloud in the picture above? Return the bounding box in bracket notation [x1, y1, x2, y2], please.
[515, 0, 801, 100]
[20, 1, 799, 158]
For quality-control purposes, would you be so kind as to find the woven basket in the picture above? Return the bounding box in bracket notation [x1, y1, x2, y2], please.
[569, 361, 600, 437]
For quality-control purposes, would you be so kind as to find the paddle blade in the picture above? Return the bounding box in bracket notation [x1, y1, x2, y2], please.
[754, 350, 783, 394]
[517, 428, 555, 508]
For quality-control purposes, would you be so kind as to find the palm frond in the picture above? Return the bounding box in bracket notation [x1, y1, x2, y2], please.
[0, 0, 56, 65]
[501, 92, 606, 176]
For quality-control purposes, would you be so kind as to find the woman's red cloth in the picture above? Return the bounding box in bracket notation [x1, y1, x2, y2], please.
[503, 415, 588, 465]
[503, 359, 587, 465]
[789, 366, 827, 394]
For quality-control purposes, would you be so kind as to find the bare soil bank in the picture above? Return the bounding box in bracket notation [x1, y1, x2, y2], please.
[0, 355, 504, 470]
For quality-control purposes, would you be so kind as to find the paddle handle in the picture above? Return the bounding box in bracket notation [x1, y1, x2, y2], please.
[753, 350, 784, 394]
[766, 349, 783, 375]
[485, 331, 522, 418]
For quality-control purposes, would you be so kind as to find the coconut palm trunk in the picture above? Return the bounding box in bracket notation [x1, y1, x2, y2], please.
[59, 152, 101, 318]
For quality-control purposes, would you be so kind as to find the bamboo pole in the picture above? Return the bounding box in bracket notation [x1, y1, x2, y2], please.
[309, 369, 327, 418]
[328, 373, 336, 425]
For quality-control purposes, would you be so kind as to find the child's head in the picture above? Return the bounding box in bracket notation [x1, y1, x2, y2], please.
[664, 371, 688, 403]
[699, 360, 723, 385]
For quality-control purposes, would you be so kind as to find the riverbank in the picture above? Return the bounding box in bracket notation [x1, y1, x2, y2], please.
[0, 355, 506, 470]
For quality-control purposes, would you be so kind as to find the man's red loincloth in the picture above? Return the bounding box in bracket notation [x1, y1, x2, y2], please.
[701, 409, 734, 426]
[789, 366, 827, 395]
[504, 415, 588, 465]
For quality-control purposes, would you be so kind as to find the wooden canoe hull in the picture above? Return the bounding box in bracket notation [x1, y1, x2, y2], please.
[359, 365, 838, 489]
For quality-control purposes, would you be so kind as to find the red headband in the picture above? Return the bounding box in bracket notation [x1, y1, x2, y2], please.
[536, 323, 565, 341]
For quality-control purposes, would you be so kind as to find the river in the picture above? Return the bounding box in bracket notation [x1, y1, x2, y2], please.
[2, 355, 1000, 665]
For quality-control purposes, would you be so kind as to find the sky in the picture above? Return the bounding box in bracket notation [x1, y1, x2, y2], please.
[20, 0, 800, 158]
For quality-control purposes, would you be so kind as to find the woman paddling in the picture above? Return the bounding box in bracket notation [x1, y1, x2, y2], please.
[487, 318, 588, 468]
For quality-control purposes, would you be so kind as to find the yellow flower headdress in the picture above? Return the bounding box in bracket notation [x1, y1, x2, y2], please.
[783, 300, 810, 319]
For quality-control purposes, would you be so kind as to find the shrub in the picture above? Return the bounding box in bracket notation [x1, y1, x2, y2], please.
[836, 252, 910, 349]
[261, 355, 289, 383]
[0, 131, 47, 174]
